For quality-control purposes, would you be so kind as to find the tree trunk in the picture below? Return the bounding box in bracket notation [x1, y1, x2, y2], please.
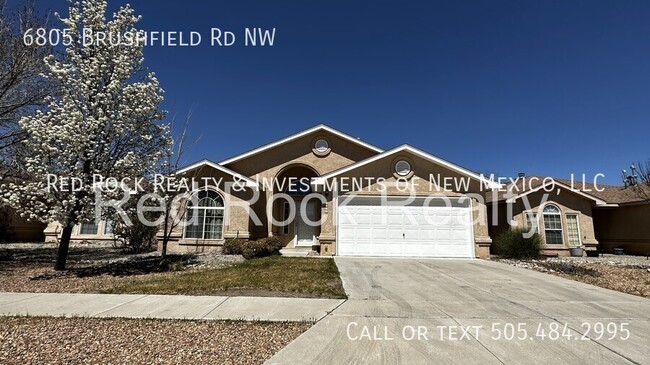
[161, 212, 170, 259]
[55, 225, 73, 270]
[161, 238, 167, 259]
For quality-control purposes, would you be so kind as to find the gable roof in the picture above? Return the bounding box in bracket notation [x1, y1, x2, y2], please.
[553, 178, 649, 205]
[505, 178, 608, 205]
[312, 144, 502, 189]
[219, 124, 384, 166]
[176, 159, 259, 188]
[484, 175, 644, 206]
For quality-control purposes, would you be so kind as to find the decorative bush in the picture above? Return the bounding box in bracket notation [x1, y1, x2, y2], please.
[223, 236, 285, 259]
[241, 236, 284, 259]
[222, 238, 246, 255]
[494, 228, 543, 259]
[111, 218, 158, 254]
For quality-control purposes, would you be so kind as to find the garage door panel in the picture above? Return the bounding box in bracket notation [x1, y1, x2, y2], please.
[386, 229, 402, 240]
[337, 197, 474, 258]
[387, 213, 402, 225]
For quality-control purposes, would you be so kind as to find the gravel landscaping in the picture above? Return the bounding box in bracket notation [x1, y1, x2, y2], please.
[496, 255, 650, 298]
[0, 316, 311, 364]
[0, 243, 244, 294]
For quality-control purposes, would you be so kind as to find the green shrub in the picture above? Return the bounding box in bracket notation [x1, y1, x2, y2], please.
[222, 238, 246, 255]
[494, 228, 543, 259]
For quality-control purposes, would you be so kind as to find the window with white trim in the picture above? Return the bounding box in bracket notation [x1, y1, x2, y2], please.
[525, 212, 539, 234]
[565, 214, 581, 247]
[184, 190, 224, 240]
[542, 204, 563, 245]
[79, 222, 98, 235]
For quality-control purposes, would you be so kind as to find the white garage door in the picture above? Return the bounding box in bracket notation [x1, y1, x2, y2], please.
[337, 196, 474, 257]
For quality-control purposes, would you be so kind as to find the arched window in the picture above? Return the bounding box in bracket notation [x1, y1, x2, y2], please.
[184, 190, 224, 240]
[542, 204, 563, 245]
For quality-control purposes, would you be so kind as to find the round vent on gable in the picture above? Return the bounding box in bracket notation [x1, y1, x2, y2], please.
[395, 160, 411, 176]
[312, 138, 331, 157]
[315, 139, 329, 152]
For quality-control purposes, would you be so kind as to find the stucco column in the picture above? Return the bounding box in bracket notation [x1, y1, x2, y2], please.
[472, 198, 492, 258]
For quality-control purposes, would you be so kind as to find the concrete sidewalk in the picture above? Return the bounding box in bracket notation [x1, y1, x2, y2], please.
[0, 292, 344, 322]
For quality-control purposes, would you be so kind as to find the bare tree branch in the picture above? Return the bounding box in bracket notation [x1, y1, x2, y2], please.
[158, 109, 202, 258]
[0, 0, 57, 178]
[633, 159, 650, 202]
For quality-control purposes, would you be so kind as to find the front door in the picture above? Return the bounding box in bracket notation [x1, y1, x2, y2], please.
[295, 200, 319, 246]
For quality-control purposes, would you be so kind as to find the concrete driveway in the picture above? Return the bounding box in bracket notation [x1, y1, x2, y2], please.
[268, 258, 650, 364]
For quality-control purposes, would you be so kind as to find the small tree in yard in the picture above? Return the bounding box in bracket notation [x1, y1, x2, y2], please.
[157, 111, 202, 259]
[632, 159, 650, 202]
[1, 0, 170, 270]
[109, 188, 160, 254]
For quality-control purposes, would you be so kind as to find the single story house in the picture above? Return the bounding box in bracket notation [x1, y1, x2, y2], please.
[43, 125, 649, 257]
[487, 177, 650, 256]
[161, 124, 499, 258]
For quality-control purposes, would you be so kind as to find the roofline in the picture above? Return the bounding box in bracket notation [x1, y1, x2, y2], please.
[176, 159, 259, 188]
[615, 200, 649, 207]
[312, 144, 502, 189]
[504, 180, 608, 205]
[219, 124, 384, 166]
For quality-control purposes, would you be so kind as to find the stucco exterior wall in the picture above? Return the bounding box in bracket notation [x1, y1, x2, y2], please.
[594, 204, 650, 255]
[223, 131, 378, 179]
[316, 152, 493, 257]
[160, 168, 256, 254]
[224, 131, 379, 249]
[488, 189, 598, 256]
[44, 220, 113, 243]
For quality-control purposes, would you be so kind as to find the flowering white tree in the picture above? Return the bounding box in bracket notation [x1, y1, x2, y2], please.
[1, 0, 170, 270]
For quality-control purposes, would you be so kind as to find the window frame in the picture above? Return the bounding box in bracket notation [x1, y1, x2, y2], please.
[565, 213, 581, 247]
[542, 204, 563, 245]
[282, 200, 290, 235]
[524, 211, 539, 235]
[314, 138, 329, 153]
[183, 190, 225, 241]
[395, 160, 411, 176]
[103, 220, 114, 235]
[79, 221, 99, 235]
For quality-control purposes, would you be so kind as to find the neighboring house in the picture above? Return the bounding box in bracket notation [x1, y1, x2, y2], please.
[163, 124, 499, 258]
[585, 183, 650, 255]
[488, 177, 650, 256]
[0, 205, 46, 242]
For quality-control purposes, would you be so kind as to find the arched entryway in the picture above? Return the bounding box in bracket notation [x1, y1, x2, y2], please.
[273, 164, 323, 248]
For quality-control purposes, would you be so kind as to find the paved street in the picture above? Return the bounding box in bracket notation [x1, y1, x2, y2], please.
[268, 258, 650, 364]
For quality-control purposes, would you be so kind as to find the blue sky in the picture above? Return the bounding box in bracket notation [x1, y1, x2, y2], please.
[25, 0, 650, 185]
